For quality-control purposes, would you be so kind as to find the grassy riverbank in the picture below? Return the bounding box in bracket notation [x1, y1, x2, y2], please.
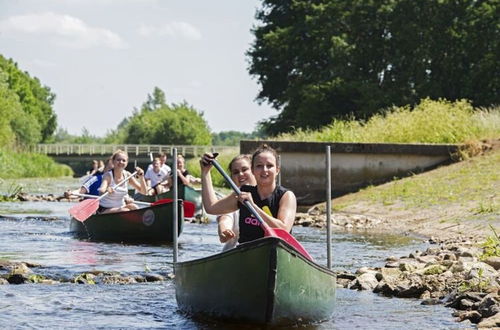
[276, 99, 500, 147]
[0, 148, 73, 179]
[329, 143, 499, 240]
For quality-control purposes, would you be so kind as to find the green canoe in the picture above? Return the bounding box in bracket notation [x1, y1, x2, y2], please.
[134, 184, 203, 218]
[69, 201, 184, 242]
[174, 237, 336, 325]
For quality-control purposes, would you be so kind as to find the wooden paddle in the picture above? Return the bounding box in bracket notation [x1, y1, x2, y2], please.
[69, 171, 137, 222]
[70, 193, 196, 218]
[209, 155, 314, 261]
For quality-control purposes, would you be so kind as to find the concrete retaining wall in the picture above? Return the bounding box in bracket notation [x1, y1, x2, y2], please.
[240, 140, 460, 206]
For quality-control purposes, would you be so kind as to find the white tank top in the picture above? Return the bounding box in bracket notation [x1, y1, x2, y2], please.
[99, 170, 129, 208]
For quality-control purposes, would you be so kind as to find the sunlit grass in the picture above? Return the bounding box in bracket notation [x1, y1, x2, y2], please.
[276, 99, 500, 145]
[185, 150, 239, 188]
[334, 149, 499, 213]
[0, 148, 73, 179]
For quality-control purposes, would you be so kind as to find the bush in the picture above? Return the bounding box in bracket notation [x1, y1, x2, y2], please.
[0, 148, 73, 178]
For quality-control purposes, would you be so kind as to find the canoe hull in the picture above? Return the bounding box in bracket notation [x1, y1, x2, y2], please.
[174, 237, 336, 325]
[69, 201, 183, 243]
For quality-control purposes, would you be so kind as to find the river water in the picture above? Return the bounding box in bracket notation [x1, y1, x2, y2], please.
[0, 179, 472, 329]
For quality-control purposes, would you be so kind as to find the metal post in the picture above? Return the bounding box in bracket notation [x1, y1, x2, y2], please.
[172, 148, 179, 266]
[277, 155, 281, 186]
[326, 145, 332, 269]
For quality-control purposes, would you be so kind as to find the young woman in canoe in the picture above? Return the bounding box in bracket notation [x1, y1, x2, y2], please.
[170, 154, 201, 188]
[201, 144, 297, 245]
[65, 157, 113, 199]
[145, 157, 170, 195]
[210, 154, 256, 250]
[98, 150, 148, 214]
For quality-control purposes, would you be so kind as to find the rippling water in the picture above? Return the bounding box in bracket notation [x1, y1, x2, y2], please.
[0, 180, 472, 329]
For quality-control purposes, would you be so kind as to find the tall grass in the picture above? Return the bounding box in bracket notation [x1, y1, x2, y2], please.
[0, 148, 73, 178]
[185, 150, 239, 188]
[276, 99, 500, 144]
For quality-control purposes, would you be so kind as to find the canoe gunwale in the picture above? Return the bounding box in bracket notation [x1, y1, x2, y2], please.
[175, 236, 336, 277]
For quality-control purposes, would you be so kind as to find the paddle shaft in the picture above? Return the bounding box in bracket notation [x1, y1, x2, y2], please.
[98, 171, 137, 201]
[210, 159, 269, 230]
[71, 192, 151, 206]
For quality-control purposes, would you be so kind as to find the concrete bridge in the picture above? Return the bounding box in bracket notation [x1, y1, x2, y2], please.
[33, 144, 238, 175]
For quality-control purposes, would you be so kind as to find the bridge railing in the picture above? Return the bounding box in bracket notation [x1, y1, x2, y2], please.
[34, 144, 239, 157]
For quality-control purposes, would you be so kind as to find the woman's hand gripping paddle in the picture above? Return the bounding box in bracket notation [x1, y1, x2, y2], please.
[70, 193, 196, 218]
[69, 171, 137, 222]
[208, 154, 314, 261]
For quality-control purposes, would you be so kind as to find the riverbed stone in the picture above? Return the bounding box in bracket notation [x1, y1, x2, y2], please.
[477, 312, 500, 328]
[421, 298, 442, 305]
[101, 275, 137, 284]
[453, 310, 482, 323]
[145, 273, 164, 282]
[349, 272, 379, 291]
[7, 274, 29, 284]
[477, 293, 500, 318]
[0, 278, 8, 285]
[418, 265, 447, 276]
[464, 262, 497, 281]
[373, 281, 398, 297]
[379, 267, 403, 281]
[416, 255, 440, 265]
[484, 257, 500, 271]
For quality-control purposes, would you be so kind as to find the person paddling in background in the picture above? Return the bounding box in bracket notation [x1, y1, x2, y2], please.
[65, 157, 114, 200]
[145, 152, 171, 193]
[98, 150, 148, 214]
[170, 154, 201, 188]
[145, 157, 169, 195]
[201, 144, 297, 244]
[87, 160, 99, 176]
[208, 154, 256, 250]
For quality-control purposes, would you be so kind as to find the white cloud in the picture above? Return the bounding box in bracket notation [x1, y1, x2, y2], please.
[0, 12, 127, 49]
[138, 21, 202, 41]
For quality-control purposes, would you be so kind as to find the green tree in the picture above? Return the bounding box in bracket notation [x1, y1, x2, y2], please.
[121, 88, 212, 145]
[141, 86, 167, 111]
[0, 54, 57, 143]
[212, 130, 262, 146]
[0, 70, 19, 146]
[248, 0, 500, 135]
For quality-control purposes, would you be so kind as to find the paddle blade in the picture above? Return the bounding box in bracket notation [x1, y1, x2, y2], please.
[69, 199, 99, 222]
[151, 199, 196, 218]
[182, 201, 196, 218]
[265, 227, 314, 261]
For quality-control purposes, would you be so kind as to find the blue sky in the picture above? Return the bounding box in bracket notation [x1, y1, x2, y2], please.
[0, 0, 276, 136]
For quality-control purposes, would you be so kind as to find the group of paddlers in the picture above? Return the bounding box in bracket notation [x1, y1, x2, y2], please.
[68, 144, 296, 249]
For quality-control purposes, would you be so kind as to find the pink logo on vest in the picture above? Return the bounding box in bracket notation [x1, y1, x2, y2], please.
[244, 217, 260, 226]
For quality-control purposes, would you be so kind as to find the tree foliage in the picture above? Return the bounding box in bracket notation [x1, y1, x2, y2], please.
[248, 0, 500, 135]
[109, 87, 212, 145]
[0, 54, 57, 145]
[212, 130, 263, 146]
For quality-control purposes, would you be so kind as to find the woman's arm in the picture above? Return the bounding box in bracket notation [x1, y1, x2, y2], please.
[129, 168, 147, 194]
[200, 154, 238, 215]
[217, 214, 236, 243]
[98, 173, 111, 195]
[176, 169, 191, 186]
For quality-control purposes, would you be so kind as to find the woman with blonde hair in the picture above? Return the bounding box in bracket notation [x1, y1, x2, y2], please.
[98, 150, 148, 214]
